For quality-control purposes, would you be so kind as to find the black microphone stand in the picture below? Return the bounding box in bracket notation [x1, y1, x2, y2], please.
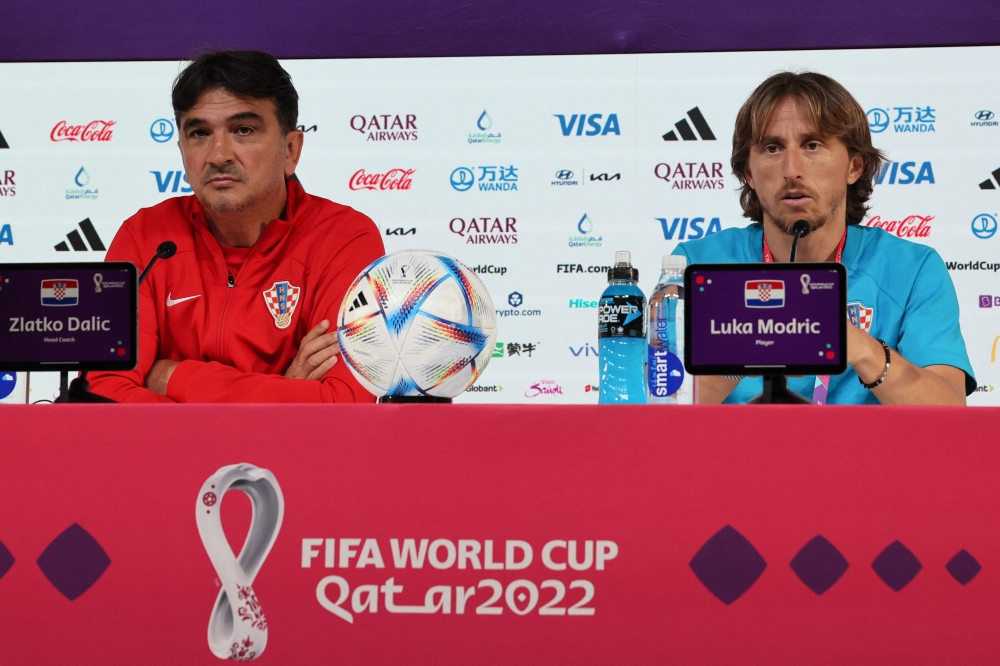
[57, 241, 177, 404]
[748, 220, 813, 405]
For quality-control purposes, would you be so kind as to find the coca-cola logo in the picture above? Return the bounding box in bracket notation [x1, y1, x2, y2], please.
[50, 121, 116, 143]
[349, 168, 414, 191]
[865, 214, 932, 238]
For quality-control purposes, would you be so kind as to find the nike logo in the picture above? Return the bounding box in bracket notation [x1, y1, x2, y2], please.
[166, 293, 201, 307]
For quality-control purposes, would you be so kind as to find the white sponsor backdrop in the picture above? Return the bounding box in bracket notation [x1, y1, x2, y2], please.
[0, 47, 998, 404]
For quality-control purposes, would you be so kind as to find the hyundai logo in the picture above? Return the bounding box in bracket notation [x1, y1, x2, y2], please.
[554, 170, 574, 180]
[972, 213, 998, 240]
[866, 108, 889, 134]
[150, 118, 174, 143]
[975, 110, 995, 121]
[450, 167, 474, 192]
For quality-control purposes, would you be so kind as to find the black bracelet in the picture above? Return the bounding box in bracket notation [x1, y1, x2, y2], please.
[859, 339, 891, 389]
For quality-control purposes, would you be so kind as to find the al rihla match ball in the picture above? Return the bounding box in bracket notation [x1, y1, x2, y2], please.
[337, 250, 497, 398]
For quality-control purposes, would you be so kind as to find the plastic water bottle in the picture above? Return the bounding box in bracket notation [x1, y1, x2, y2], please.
[598, 251, 647, 404]
[647, 255, 689, 404]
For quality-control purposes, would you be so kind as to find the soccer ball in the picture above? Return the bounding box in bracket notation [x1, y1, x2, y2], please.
[337, 250, 498, 398]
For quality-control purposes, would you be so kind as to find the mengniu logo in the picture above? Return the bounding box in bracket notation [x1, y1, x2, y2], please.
[0, 126, 8, 148]
[654, 162, 724, 190]
[972, 213, 998, 240]
[866, 106, 936, 133]
[449, 217, 517, 245]
[978, 167, 1000, 190]
[152, 169, 192, 194]
[54, 218, 105, 252]
[469, 110, 500, 145]
[864, 214, 932, 238]
[50, 120, 115, 142]
[150, 118, 174, 142]
[450, 165, 518, 192]
[0, 224, 13, 246]
[972, 110, 997, 127]
[66, 167, 98, 201]
[554, 114, 620, 136]
[384, 227, 416, 236]
[349, 114, 417, 141]
[349, 168, 414, 191]
[0, 169, 14, 197]
[662, 107, 716, 141]
[875, 161, 934, 185]
[657, 217, 723, 240]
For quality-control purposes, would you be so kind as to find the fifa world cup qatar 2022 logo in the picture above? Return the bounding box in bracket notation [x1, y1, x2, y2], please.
[197, 464, 284, 661]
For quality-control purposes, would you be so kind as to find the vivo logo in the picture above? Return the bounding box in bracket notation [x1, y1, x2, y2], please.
[569, 342, 598, 357]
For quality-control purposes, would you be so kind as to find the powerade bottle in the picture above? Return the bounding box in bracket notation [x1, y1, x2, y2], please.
[598, 251, 647, 404]
[647, 255, 689, 404]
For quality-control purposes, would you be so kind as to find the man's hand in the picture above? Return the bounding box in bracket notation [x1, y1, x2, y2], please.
[146, 359, 180, 396]
[285, 319, 340, 380]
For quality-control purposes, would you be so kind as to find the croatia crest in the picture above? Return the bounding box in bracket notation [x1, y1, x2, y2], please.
[41, 279, 79, 306]
[848, 302, 874, 332]
[745, 280, 785, 308]
[262, 281, 301, 329]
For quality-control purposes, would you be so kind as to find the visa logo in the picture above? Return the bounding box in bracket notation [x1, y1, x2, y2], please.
[554, 114, 621, 136]
[0, 223, 11, 246]
[151, 170, 193, 193]
[745, 280, 785, 308]
[876, 161, 935, 185]
[656, 217, 722, 240]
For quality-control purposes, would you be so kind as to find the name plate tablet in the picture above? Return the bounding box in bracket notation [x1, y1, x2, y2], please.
[0, 262, 137, 371]
[684, 262, 847, 375]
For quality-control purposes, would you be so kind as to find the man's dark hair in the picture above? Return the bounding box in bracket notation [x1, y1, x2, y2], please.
[172, 50, 299, 135]
[731, 71, 885, 226]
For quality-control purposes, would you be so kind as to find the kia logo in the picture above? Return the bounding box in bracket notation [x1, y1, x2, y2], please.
[450, 167, 474, 192]
[975, 110, 995, 121]
[554, 170, 574, 180]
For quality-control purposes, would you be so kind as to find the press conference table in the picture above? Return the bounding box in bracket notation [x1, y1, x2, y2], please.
[1, 404, 996, 664]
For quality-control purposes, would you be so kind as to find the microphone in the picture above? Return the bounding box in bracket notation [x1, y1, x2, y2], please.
[137, 241, 177, 286]
[788, 220, 810, 263]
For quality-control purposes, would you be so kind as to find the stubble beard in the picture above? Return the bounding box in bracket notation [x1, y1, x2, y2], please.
[761, 190, 846, 236]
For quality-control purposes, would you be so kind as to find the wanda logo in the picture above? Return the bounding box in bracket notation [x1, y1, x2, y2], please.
[864, 214, 932, 238]
[349, 168, 414, 191]
[50, 120, 116, 142]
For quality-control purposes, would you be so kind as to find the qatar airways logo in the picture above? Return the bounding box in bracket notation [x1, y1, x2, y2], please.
[864, 214, 932, 238]
[50, 120, 115, 143]
[349, 168, 414, 191]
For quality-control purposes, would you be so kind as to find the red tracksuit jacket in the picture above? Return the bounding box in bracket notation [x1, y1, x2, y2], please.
[89, 179, 384, 403]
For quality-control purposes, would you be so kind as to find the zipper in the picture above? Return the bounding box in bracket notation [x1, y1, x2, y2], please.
[228, 273, 235, 288]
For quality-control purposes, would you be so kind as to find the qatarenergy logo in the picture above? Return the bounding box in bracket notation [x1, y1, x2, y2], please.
[946, 260, 1000, 272]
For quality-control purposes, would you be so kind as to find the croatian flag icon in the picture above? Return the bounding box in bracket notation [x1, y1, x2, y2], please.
[745, 280, 785, 308]
[41, 279, 79, 306]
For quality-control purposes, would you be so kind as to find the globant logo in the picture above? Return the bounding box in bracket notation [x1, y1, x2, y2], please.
[557, 264, 611, 274]
[0, 223, 13, 246]
[151, 170, 192, 194]
[66, 167, 98, 201]
[469, 110, 501, 145]
[945, 260, 1000, 271]
[554, 114, 620, 136]
[569, 298, 599, 308]
[150, 118, 174, 143]
[654, 162, 724, 190]
[864, 214, 932, 238]
[50, 120, 115, 142]
[866, 106, 936, 133]
[349, 114, 417, 141]
[451, 166, 518, 192]
[974, 384, 995, 392]
[656, 217, 723, 240]
[496, 291, 540, 317]
[569, 213, 602, 248]
[0, 169, 14, 197]
[525, 380, 564, 397]
[875, 161, 935, 185]
[971, 213, 998, 240]
[349, 168, 414, 191]
[449, 217, 517, 244]
[972, 110, 996, 127]
[466, 384, 503, 392]
[469, 264, 507, 276]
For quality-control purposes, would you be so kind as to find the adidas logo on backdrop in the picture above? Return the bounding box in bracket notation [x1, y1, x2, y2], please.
[662, 107, 716, 142]
[0, 127, 8, 149]
[979, 167, 1000, 190]
[54, 218, 105, 252]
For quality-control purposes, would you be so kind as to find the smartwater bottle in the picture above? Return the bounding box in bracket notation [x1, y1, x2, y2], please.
[647, 255, 689, 404]
[598, 251, 647, 404]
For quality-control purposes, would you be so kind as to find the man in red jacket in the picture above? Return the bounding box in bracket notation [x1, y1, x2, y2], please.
[89, 51, 384, 403]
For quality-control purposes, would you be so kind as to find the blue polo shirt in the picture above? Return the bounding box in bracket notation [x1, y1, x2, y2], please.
[673, 223, 975, 404]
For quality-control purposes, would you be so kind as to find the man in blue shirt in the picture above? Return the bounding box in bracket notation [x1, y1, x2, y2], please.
[673, 72, 973, 405]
